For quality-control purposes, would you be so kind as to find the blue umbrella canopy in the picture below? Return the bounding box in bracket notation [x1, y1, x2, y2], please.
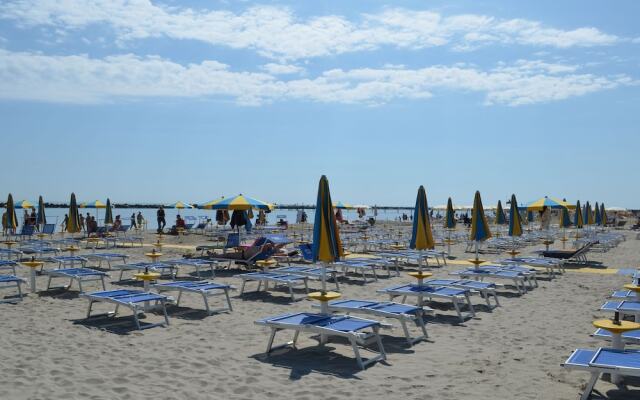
[410, 186, 435, 250]
[495, 200, 507, 225]
[444, 197, 456, 229]
[527, 210, 534, 223]
[559, 206, 571, 228]
[470, 191, 491, 242]
[574, 200, 584, 228]
[312, 175, 343, 263]
[594, 202, 602, 226]
[508, 194, 523, 237]
[37, 195, 46, 225]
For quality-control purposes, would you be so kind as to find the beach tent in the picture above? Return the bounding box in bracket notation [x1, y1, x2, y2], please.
[4, 194, 18, 233]
[495, 200, 507, 225]
[37, 196, 46, 227]
[470, 191, 491, 265]
[67, 193, 82, 234]
[104, 198, 114, 225]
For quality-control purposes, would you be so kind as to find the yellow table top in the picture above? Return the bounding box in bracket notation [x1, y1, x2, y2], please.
[593, 319, 640, 334]
[145, 253, 163, 258]
[256, 259, 277, 266]
[86, 237, 100, 242]
[21, 261, 44, 268]
[408, 271, 433, 279]
[63, 246, 79, 251]
[134, 272, 161, 281]
[623, 284, 640, 293]
[390, 244, 406, 250]
[467, 258, 486, 265]
[3, 241, 17, 246]
[308, 291, 342, 302]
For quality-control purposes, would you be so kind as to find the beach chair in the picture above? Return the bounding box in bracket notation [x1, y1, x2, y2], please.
[85, 253, 129, 269]
[540, 242, 595, 263]
[12, 225, 35, 241]
[164, 259, 217, 279]
[592, 328, 640, 345]
[272, 265, 341, 290]
[154, 281, 234, 314]
[41, 223, 56, 237]
[238, 272, 309, 301]
[318, 299, 433, 346]
[0, 248, 22, 260]
[255, 312, 386, 369]
[0, 275, 26, 303]
[451, 268, 530, 295]
[44, 267, 108, 293]
[0, 260, 18, 275]
[562, 348, 640, 400]
[81, 289, 170, 330]
[423, 278, 500, 308]
[378, 284, 475, 322]
[48, 256, 89, 269]
[500, 256, 564, 277]
[600, 300, 640, 319]
[332, 260, 378, 283]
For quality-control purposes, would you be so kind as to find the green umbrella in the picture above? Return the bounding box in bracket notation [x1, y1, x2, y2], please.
[67, 193, 81, 234]
[104, 198, 114, 225]
[574, 200, 584, 229]
[37, 195, 46, 226]
[559, 206, 571, 229]
[4, 194, 18, 233]
[444, 197, 456, 229]
[601, 203, 607, 226]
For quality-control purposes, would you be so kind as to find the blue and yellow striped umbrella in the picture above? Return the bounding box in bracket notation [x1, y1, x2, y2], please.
[67, 193, 81, 233]
[166, 201, 194, 209]
[79, 200, 106, 209]
[470, 191, 492, 242]
[574, 200, 584, 229]
[104, 198, 114, 225]
[508, 194, 523, 237]
[4, 194, 18, 232]
[14, 200, 34, 209]
[601, 203, 607, 226]
[208, 194, 273, 211]
[332, 201, 354, 210]
[444, 197, 456, 229]
[525, 196, 575, 211]
[312, 176, 343, 264]
[198, 197, 225, 209]
[37, 195, 46, 226]
[410, 186, 434, 250]
[585, 201, 595, 225]
[594, 202, 602, 226]
[559, 206, 571, 229]
[495, 200, 507, 225]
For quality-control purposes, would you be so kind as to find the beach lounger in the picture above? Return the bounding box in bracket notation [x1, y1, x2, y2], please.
[85, 253, 129, 269]
[44, 267, 108, 292]
[0, 260, 18, 275]
[81, 289, 170, 330]
[0, 275, 26, 302]
[610, 290, 640, 300]
[255, 312, 386, 369]
[0, 248, 22, 260]
[164, 259, 217, 278]
[238, 272, 309, 301]
[423, 278, 500, 308]
[592, 328, 640, 345]
[48, 256, 88, 269]
[332, 260, 378, 283]
[451, 268, 529, 295]
[318, 299, 432, 346]
[272, 265, 341, 290]
[154, 281, 234, 314]
[378, 284, 475, 322]
[500, 257, 564, 277]
[562, 348, 640, 400]
[112, 262, 177, 281]
[600, 300, 640, 319]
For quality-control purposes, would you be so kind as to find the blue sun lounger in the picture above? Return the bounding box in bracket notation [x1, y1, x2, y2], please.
[423, 278, 500, 308]
[48, 256, 88, 269]
[0, 248, 22, 260]
[44, 267, 108, 293]
[164, 259, 217, 279]
[600, 300, 640, 319]
[255, 312, 386, 369]
[239, 272, 309, 301]
[451, 268, 529, 294]
[332, 260, 378, 283]
[154, 281, 234, 314]
[81, 289, 170, 330]
[0, 260, 18, 275]
[610, 290, 640, 300]
[318, 299, 432, 346]
[562, 348, 640, 400]
[378, 284, 475, 322]
[112, 262, 177, 281]
[273, 265, 341, 290]
[0, 275, 26, 302]
[592, 328, 640, 345]
[501, 257, 564, 277]
[85, 253, 129, 269]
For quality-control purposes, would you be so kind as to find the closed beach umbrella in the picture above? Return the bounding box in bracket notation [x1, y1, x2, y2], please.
[166, 201, 193, 209]
[210, 194, 273, 211]
[37, 195, 46, 226]
[508, 195, 523, 237]
[527, 210, 534, 223]
[410, 186, 435, 251]
[104, 198, 114, 225]
[601, 203, 607, 226]
[495, 200, 507, 225]
[594, 202, 602, 226]
[585, 202, 595, 225]
[444, 197, 456, 229]
[14, 200, 34, 209]
[470, 190, 492, 247]
[312, 175, 343, 295]
[559, 206, 571, 229]
[5, 194, 18, 233]
[574, 200, 584, 229]
[67, 193, 81, 233]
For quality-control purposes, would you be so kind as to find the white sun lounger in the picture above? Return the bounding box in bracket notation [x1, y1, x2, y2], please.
[332, 260, 378, 283]
[239, 272, 309, 301]
[255, 312, 386, 369]
[164, 259, 217, 279]
[378, 284, 475, 322]
[318, 299, 433, 346]
[81, 289, 170, 330]
[85, 253, 129, 269]
[0, 275, 26, 302]
[154, 280, 234, 314]
[562, 348, 640, 400]
[44, 267, 108, 293]
[272, 265, 341, 290]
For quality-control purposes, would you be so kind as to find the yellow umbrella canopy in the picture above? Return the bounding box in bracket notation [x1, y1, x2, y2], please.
[79, 200, 106, 208]
[14, 200, 35, 209]
[410, 185, 435, 250]
[67, 193, 82, 233]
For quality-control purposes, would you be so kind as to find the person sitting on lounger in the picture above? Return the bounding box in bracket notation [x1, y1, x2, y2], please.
[111, 215, 122, 231]
[169, 215, 186, 235]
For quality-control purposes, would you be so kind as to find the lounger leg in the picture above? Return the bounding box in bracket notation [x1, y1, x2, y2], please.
[224, 289, 233, 312]
[416, 313, 428, 339]
[133, 310, 142, 330]
[161, 301, 170, 326]
[303, 280, 309, 294]
[86, 300, 94, 318]
[100, 276, 106, 290]
[46, 276, 53, 290]
[77, 279, 83, 293]
[202, 293, 210, 314]
[176, 291, 183, 306]
[288, 284, 295, 301]
[266, 328, 278, 353]
[400, 320, 413, 346]
[493, 290, 500, 307]
[465, 293, 475, 317]
[581, 371, 600, 400]
[452, 299, 464, 322]
[292, 331, 300, 347]
[240, 280, 247, 295]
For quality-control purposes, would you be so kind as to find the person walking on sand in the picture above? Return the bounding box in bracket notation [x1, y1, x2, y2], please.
[157, 206, 166, 233]
[130, 213, 137, 229]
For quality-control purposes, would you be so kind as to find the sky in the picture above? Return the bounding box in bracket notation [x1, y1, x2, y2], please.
[0, 0, 638, 208]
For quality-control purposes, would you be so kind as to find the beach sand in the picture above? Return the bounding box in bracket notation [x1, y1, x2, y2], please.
[1, 227, 638, 400]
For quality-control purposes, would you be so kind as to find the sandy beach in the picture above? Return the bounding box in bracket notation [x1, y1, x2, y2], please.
[0, 225, 637, 400]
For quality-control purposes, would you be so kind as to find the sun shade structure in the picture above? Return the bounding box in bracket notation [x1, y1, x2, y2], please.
[198, 197, 225, 209]
[166, 201, 194, 209]
[104, 198, 114, 225]
[495, 200, 507, 225]
[574, 200, 584, 229]
[444, 197, 456, 229]
[332, 201, 354, 210]
[37, 195, 46, 226]
[470, 191, 491, 243]
[312, 176, 343, 264]
[79, 200, 106, 208]
[5, 194, 17, 232]
[508, 195, 523, 237]
[207, 194, 273, 211]
[410, 186, 434, 251]
[585, 201, 595, 225]
[67, 193, 81, 233]
[14, 200, 34, 209]
[525, 196, 575, 211]
[594, 202, 602, 226]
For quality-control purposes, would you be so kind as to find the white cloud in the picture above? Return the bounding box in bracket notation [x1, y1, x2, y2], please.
[0, 49, 632, 107]
[0, 2, 622, 60]
[260, 63, 304, 75]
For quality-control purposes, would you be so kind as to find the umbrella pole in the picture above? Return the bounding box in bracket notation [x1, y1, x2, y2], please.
[447, 229, 451, 257]
[474, 241, 479, 270]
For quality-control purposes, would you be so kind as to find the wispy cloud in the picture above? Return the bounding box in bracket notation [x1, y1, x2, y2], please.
[0, 2, 622, 60]
[0, 49, 632, 106]
[260, 63, 304, 75]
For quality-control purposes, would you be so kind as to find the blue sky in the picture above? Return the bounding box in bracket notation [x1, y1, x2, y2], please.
[0, 0, 638, 208]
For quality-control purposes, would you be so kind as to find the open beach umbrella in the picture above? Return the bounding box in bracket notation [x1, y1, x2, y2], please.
[495, 200, 507, 225]
[508, 195, 523, 238]
[574, 200, 584, 229]
[67, 193, 81, 234]
[332, 201, 353, 210]
[79, 200, 106, 209]
[209, 194, 273, 211]
[198, 197, 225, 209]
[312, 175, 343, 296]
[37, 195, 46, 226]
[14, 200, 34, 209]
[4, 194, 18, 233]
[104, 198, 114, 225]
[525, 196, 575, 211]
[166, 201, 193, 209]
[444, 197, 456, 229]
[470, 191, 492, 264]
[594, 202, 602, 226]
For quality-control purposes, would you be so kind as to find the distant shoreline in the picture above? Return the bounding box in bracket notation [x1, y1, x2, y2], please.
[0, 203, 415, 210]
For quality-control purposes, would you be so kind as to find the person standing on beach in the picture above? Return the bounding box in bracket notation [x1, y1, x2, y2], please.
[157, 206, 166, 233]
[137, 212, 144, 230]
[130, 213, 137, 229]
[62, 214, 68, 232]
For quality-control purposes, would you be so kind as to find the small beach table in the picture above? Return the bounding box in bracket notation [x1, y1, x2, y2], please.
[592, 318, 640, 384]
